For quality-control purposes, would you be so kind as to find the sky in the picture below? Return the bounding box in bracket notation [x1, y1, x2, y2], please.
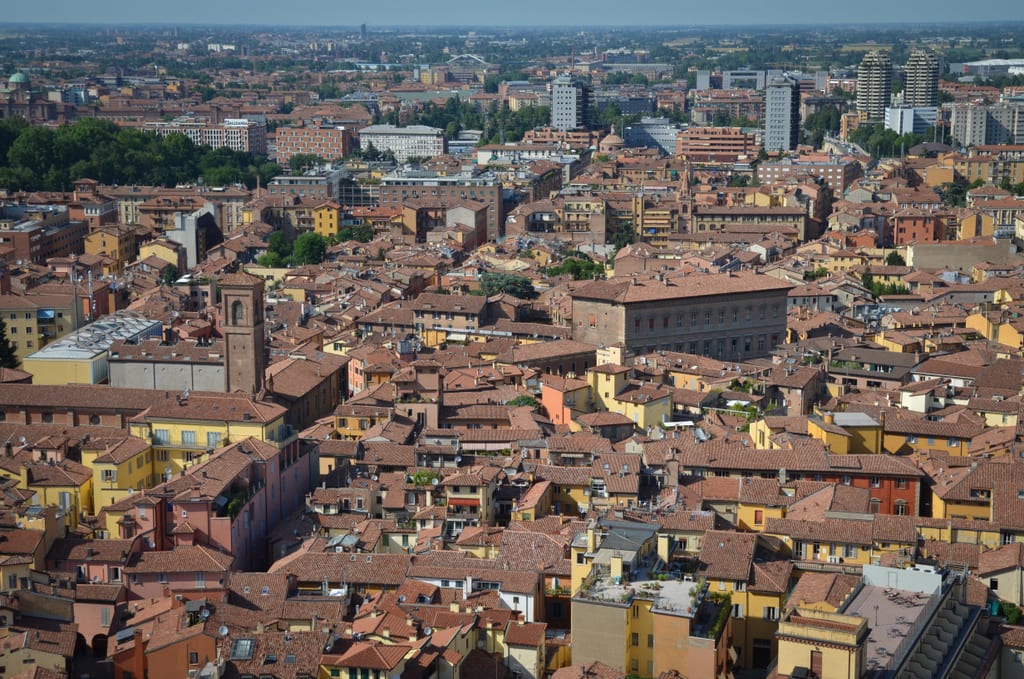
[4, 0, 1022, 27]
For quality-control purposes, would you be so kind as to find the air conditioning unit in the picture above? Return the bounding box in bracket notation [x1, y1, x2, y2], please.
[188, 670, 198, 679]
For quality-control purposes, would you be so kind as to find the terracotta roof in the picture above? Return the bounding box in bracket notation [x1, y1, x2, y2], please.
[698, 530, 756, 582]
[125, 544, 234, 573]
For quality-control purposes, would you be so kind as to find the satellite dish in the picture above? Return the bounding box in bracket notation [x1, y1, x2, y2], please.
[424, 627, 433, 636]
[218, 625, 229, 638]
[201, 609, 210, 620]
[431, 478, 439, 485]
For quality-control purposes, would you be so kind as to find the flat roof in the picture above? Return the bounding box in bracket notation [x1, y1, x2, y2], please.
[24, 311, 163, 361]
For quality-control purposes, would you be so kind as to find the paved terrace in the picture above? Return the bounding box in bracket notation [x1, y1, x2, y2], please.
[844, 585, 932, 673]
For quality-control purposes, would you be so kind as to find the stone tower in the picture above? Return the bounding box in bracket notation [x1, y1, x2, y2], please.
[220, 271, 265, 396]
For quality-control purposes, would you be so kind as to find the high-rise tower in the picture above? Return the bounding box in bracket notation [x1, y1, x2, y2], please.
[550, 74, 592, 131]
[765, 76, 800, 152]
[857, 51, 893, 122]
[220, 271, 265, 396]
[905, 49, 939, 108]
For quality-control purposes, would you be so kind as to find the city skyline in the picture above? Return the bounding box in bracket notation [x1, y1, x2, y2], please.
[3, 0, 1023, 27]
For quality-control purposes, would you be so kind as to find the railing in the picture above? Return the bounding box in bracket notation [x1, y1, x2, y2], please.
[885, 572, 956, 673]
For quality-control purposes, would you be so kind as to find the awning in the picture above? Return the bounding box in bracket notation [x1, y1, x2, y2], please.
[447, 498, 480, 507]
[446, 333, 468, 342]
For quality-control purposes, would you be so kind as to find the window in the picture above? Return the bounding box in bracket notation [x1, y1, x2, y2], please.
[153, 429, 170, 445]
[905, 435, 918, 444]
[732, 603, 744, 618]
[754, 510, 764, 525]
[648, 634, 654, 648]
[189, 652, 199, 665]
[632, 605, 639, 619]
[89, 415, 101, 425]
[631, 632, 639, 646]
[895, 501, 907, 516]
[763, 606, 779, 621]
[158, 572, 167, 583]
[181, 430, 197, 447]
[110, 567, 122, 582]
[1003, 532, 1015, 545]
[156, 450, 168, 462]
[870, 476, 881, 488]
[41, 413, 53, 423]
[841, 475, 851, 486]
[196, 572, 205, 588]
[844, 545, 858, 558]
[947, 438, 958, 447]
[735, 581, 746, 592]
[895, 478, 908, 489]
[102, 469, 117, 483]
[870, 499, 881, 514]
[207, 432, 222, 448]
[101, 607, 111, 626]
[991, 578, 999, 591]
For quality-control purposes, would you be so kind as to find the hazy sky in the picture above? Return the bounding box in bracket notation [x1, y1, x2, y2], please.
[5, 0, 1023, 26]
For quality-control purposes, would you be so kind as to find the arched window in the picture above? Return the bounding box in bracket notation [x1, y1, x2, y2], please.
[231, 300, 245, 325]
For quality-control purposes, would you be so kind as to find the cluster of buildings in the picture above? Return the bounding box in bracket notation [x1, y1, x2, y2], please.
[8, 28, 1024, 679]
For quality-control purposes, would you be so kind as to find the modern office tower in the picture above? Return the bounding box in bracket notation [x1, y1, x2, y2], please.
[550, 74, 592, 131]
[905, 49, 939, 108]
[765, 76, 801, 152]
[857, 51, 893, 122]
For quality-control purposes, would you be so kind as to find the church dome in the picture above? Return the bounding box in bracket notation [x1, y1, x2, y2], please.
[8, 72, 29, 86]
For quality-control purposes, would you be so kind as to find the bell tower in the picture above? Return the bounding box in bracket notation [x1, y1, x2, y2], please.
[220, 271, 265, 396]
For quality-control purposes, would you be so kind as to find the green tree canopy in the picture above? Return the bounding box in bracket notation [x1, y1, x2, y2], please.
[546, 255, 605, 280]
[160, 265, 180, 286]
[292, 232, 327, 265]
[288, 153, 327, 174]
[884, 251, 906, 266]
[0, 319, 19, 369]
[479, 272, 537, 299]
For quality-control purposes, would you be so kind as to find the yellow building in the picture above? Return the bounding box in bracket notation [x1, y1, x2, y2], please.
[81, 436, 154, 512]
[776, 608, 868, 679]
[0, 445, 94, 531]
[572, 521, 734, 677]
[138, 238, 184, 270]
[586, 364, 670, 431]
[698, 530, 792, 670]
[808, 412, 882, 455]
[128, 393, 292, 478]
[84, 224, 138, 275]
[20, 310, 164, 386]
[313, 201, 343, 239]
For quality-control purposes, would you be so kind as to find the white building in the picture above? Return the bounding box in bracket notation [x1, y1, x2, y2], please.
[550, 74, 592, 132]
[884, 106, 938, 135]
[765, 77, 800, 152]
[357, 124, 446, 163]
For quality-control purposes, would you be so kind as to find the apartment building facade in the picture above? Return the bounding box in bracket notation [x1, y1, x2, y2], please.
[570, 272, 792, 360]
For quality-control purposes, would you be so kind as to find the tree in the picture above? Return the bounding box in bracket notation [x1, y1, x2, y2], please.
[288, 153, 326, 174]
[505, 395, 542, 412]
[479, 272, 537, 300]
[256, 252, 286, 268]
[546, 255, 605, 280]
[160, 265, 180, 286]
[292, 232, 327, 265]
[884, 251, 906, 266]
[0, 319, 18, 369]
